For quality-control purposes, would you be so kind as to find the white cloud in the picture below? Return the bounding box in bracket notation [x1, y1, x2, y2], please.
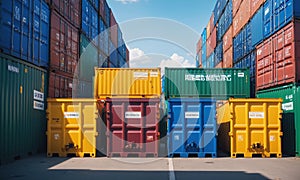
[129, 48, 152, 67]
[115, 0, 139, 4]
[159, 53, 194, 75]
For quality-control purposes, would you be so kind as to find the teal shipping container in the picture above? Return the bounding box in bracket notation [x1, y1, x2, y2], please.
[0, 53, 48, 165]
[164, 68, 250, 99]
[257, 84, 300, 157]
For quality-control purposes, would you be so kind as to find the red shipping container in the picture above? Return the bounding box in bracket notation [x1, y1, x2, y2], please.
[232, 0, 242, 17]
[223, 47, 233, 68]
[215, 61, 223, 68]
[46, 0, 80, 28]
[206, 27, 217, 57]
[250, 0, 265, 18]
[256, 20, 300, 91]
[233, 0, 250, 37]
[196, 38, 202, 54]
[50, 11, 79, 76]
[104, 98, 160, 157]
[223, 25, 233, 52]
[100, 0, 105, 19]
[197, 51, 202, 67]
[206, 13, 214, 39]
[48, 72, 74, 98]
[110, 11, 118, 48]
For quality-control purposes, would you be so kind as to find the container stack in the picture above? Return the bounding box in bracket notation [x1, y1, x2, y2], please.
[0, 0, 50, 164]
[197, 0, 300, 157]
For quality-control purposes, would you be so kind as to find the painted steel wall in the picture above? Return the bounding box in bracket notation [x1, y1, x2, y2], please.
[250, 6, 264, 47]
[105, 98, 160, 157]
[48, 72, 74, 98]
[256, 20, 300, 91]
[207, 27, 217, 57]
[217, 0, 233, 42]
[110, 11, 118, 48]
[164, 68, 250, 99]
[94, 68, 161, 99]
[99, 17, 109, 56]
[250, 0, 265, 18]
[223, 25, 233, 52]
[232, 0, 242, 17]
[233, 23, 253, 63]
[50, 11, 79, 75]
[0, 54, 48, 164]
[167, 98, 217, 157]
[0, 0, 50, 67]
[223, 47, 233, 68]
[233, 0, 250, 37]
[215, 42, 223, 66]
[214, 0, 229, 25]
[206, 14, 214, 38]
[82, 0, 99, 44]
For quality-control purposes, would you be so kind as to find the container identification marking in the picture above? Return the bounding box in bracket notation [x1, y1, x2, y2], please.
[282, 102, 293, 111]
[185, 112, 200, 119]
[185, 74, 232, 81]
[174, 135, 180, 141]
[150, 72, 159, 77]
[64, 112, 79, 118]
[270, 136, 275, 142]
[249, 112, 264, 119]
[34, 90, 44, 101]
[125, 112, 141, 119]
[134, 72, 148, 78]
[33, 101, 44, 110]
[7, 65, 19, 73]
[238, 73, 244, 77]
[147, 135, 154, 141]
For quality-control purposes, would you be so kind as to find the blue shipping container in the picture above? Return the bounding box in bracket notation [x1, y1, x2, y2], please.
[264, 0, 273, 38]
[207, 52, 215, 68]
[215, 41, 223, 66]
[214, 0, 229, 25]
[88, 0, 99, 11]
[0, 0, 50, 68]
[100, 18, 109, 55]
[233, 23, 253, 63]
[82, 0, 99, 45]
[104, 0, 110, 27]
[250, 6, 264, 47]
[109, 41, 118, 67]
[167, 98, 217, 158]
[217, 0, 232, 42]
[117, 26, 123, 48]
[201, 28, 207, 46]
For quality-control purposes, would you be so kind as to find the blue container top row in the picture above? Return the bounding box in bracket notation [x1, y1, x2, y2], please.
[214, 0, 229, 25]
[217, 0, 232, 42]
[0, 0, 50, 68]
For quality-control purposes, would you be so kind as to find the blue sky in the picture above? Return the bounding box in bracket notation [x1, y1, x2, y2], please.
[107, 0, 216, 70]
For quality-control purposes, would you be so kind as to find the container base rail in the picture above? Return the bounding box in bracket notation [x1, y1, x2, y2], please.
[107, 152, 158, 158]
[169, 152, 216, 158]
[47, 152, 96, 158]
[232, 152, 282, 158]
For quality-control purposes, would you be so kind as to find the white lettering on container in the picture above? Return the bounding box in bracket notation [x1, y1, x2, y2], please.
[125, 112, 141, 119]
[134, 72, 148, 78]
[33, 101, 44, 110]
[282, 102, 293, 111]
[249, 112, 265, 119]
[238, 73, 244, 77]
[8, 65, 19, 73]
[150, 72, 159, 77]
[185, 112, 200, 119]
[185, 74, 232, 81]
[64, 112, 79, 118]
[34, 90, 44, 101]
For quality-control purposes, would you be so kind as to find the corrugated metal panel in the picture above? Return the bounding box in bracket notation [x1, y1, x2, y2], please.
[110, 11, 118, 48]
[47, 99, 98, 157]
[233, 23, 253, 63]
[81, 0, 99, 45]
[167, 98, 217, 157]
[215, 41, 223, 65]
[50, 11, 79, 75]
[263, 0, 273, 38]
[88, 0, 99, 11]
[206, 14, 214, 38]
[109, 48, 118, 67]
[223, 46, 233, 68]
[99, 17, 109, 56]
[215, 61, 223, 68]
[207, 27, 217, 57]
[48, 72, 74, 98]
[0, 54, 48, 164]
[256, 20, 300, 91]
[117, 26, 123, 49]
[0, 0, 50, 68]
[250, 0, 265, 18]
[99, 0, 105, 19]
[225, 98, 283, 158]
[250, 6, 264, 47]
[217, 0, 233, 42]
[207, 52, 215, 68]
[79, 34, 99, 82]
[104, 0, 110, 26]
[94, 68, 161, 99]
[105, 98, 160, 157]
[232, 0, 242, 17]
[233, 0, 250, 37]
[46, 0, 80, 27]
[257, 84, 300, 156]
[214, 0, 229, 25]
[164, 68, 250, 99]
[223, 25, 233, 52]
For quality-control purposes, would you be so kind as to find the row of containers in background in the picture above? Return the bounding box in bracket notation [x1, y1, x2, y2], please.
[196, 0, 300, 97]
[46, 68, 295, 158]
[0, 0, 130, 99]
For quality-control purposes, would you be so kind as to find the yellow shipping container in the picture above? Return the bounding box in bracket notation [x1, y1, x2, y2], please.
[218, 98, 283, 158]
[47, 99, 98, 157]
[94, 68, 161, 99]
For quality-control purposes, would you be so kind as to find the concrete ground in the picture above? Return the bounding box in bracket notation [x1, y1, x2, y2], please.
[0, 155, 299, 180]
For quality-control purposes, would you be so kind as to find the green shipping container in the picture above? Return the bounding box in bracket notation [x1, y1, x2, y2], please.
[0, 54, 48, 164]
[164, 68, 250, 99]
[257, 84, 300, 157]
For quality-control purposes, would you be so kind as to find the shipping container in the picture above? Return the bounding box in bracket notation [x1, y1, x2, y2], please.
[47, 99, 98, 157]
[232, 0, 242, 17]
[126, 47, 129, 67]
[223, 25, 233, 52]
[214, 0, 229, 25]
[104, 0, 110, 26]
[79, 34, 99, 82]
[99, 0, 105, 19]
[207, 52, 215, 68]
[167, 98, 217, 157]
[48, 72, 74, 98]
[223, 47, 233, 68]
[197, 51, 202, 68]
[0, 0, 50, 68]
[250, 0, 265, 18]
[233, 0, 250, 37]
[0, 54, 48, 164]
[94, 68, 161, 99]
[256, 20, 300, 91]
[75, 79, 94, 98]
[109, 48, 118, 67]
[110, 11, 118, 48]
[88, 0, 99, 11]
[201, 29, 207, 66]
[196, 38, 202, 54]
[233, 23, 253, 63]
[164, 68, 250, 99]
[117, 26, 123, 49]
[218, 98, 283, 158]
[206, 14, 214, 38]
[215, 42, 223, 66]
[217, 0, 233, 42]
[250, 6, 264, 47]
[105, 98, 160, 157]
[46, 0, 80, 27]
[99, 17, 109, 55]
[263, 0, 300, 38]
[50, 11, 79, 75]
[257, 84, 300, 157]
[82, 0, 99, 45]
[215, 61, 223, 68]
[207, 27, 217, 57]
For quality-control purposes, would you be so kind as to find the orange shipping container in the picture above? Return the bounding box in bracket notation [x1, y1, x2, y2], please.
[233, 0, 251, 37]
[206, 13, 214, 39]
[223, 47, 233, 68]
[215, 61, 223, 68]
[223, 25, 233, 52]
[206, 27, 217, 57]
[250, 0, 265, 18]
[232, 0, 242, 17]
